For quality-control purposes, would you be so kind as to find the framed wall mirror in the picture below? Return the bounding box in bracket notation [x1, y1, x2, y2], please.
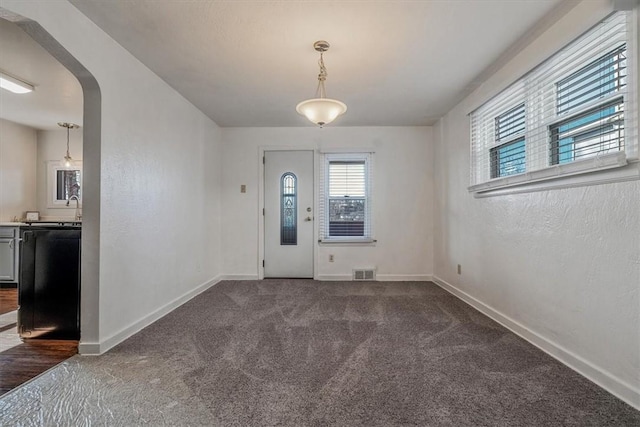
[47, 161, 83, 208]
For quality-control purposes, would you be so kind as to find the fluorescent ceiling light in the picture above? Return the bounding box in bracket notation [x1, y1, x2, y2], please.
[0, 71, 34, 94]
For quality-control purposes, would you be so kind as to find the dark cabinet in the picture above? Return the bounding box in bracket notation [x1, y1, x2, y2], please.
[18, 226, 81, 340]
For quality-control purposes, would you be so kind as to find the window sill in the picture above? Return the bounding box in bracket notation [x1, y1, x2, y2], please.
[469, 152, 639, 198]
[319, 239, 377, 246]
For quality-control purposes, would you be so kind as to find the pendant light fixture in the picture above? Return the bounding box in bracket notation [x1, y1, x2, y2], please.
[58, 122, 79, 169]
[296, 41, 347, 127]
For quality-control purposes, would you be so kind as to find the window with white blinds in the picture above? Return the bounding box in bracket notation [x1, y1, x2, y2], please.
[470, 11, 637, 193]
[319, 153, 373, 242]
[491, 103, 526, 178]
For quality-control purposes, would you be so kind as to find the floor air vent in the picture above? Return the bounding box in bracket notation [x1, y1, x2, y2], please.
[353, 269, 376, 281]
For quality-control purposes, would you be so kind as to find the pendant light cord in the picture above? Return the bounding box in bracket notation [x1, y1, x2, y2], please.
[66, 126, 71, 158]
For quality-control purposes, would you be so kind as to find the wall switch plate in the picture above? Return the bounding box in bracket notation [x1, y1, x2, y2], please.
[240, 184, 246, 193]
[457, 264, 462, 275]
[329, 254, 334, 262]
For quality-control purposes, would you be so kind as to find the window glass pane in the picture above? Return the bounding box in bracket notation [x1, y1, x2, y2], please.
[557, 45, 626, 115]
[280, 173, 297, 245]
[550, 99, 624, 165]
[56, 170, 81, 200]
[329, 198, 364, 237]
[490, 138, 526, 178]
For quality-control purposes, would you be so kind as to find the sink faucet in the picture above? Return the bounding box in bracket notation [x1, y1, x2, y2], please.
[67, 195, 82, 221]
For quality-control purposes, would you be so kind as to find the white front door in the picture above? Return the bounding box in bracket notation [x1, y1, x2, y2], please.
[264, 150, 314, 278]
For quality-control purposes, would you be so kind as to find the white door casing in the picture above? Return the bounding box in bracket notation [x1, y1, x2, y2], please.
[264, 150, 314, 278]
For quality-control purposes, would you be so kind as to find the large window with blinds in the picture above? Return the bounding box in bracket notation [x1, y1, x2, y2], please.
[550, 45, 626, 165]
[469, 11, 637, 194]
[321, 153, 372, 242]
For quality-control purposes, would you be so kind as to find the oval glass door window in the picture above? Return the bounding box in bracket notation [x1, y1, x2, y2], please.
[281, 173, 297, 245]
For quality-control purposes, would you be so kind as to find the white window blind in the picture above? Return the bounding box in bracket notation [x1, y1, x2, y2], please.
[470, 11, 637, 192]
[471, 81, 526, 184]
[319, 153, 373, 242]
[329, 162, 366, 197]
[491, 103, 526, 178]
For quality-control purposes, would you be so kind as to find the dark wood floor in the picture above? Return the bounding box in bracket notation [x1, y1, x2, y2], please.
[0, 340, 78, 396]
[0, 288, 18, 315]
[0, 288, 77, 396]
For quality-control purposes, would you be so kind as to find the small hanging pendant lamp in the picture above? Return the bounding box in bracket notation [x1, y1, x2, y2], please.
[58, 122, 80, 169]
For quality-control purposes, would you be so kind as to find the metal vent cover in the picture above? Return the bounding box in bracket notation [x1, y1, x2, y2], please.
[353, 269, 376, 281]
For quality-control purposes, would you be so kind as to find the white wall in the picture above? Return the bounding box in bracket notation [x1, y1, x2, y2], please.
[36, 129, 83, 219]
[433, 0, 640, 409]
[2, 1, 223, 353]
[0, 118, 37, 221]
[221, 126, 433, 280]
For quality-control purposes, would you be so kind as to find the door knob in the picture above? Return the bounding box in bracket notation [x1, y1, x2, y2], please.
[306, 207, 312, 212]
[305, 216, 312, 222]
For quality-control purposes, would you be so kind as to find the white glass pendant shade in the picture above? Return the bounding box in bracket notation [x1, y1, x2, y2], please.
[61, 155, 74, 169]
[296, 98, 347, 127]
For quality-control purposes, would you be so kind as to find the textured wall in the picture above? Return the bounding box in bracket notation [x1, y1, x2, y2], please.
[433, 0, 640, 408]
[2, 0, 223, 352]
[0, 119, 37, 221]
[221, 126, 434, 280]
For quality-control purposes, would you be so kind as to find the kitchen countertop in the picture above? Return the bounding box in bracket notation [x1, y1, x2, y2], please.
[0, 221, 82, 227]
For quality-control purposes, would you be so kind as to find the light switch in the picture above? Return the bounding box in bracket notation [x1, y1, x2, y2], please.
[241, 184, 246, 193]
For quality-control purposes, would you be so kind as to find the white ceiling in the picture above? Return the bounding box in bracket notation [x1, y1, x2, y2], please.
[0, 17, 83, 131]
[68, 0, 566, 127]
[0, 1, 568, 130]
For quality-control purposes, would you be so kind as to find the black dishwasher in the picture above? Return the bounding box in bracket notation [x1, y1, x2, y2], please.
[18, 226, 81, 340]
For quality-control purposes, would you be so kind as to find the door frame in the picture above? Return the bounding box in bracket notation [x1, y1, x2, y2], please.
[258, 146, 318, 280]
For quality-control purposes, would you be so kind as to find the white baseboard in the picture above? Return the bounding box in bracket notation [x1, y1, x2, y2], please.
[376, 274, 433, 281]
[219, 274, 434, 282]
[315, 274, 352, 281]
[432, 275, 640, 411]
[220, 274, 260, 280]
[77, 341, 100, 355]
[78, 275, 223, 356]
[316, 274, 433, 282]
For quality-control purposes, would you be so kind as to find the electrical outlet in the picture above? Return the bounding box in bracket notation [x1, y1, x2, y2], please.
[329, 254, 334, 262]
[240, 184, 246, 193]
[457, 264, 462, 275]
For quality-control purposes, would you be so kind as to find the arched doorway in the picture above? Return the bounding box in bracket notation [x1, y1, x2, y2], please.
[0, 7, 101, 353]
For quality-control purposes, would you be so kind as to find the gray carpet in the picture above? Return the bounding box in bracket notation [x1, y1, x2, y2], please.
[0, 280, 638, 426]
